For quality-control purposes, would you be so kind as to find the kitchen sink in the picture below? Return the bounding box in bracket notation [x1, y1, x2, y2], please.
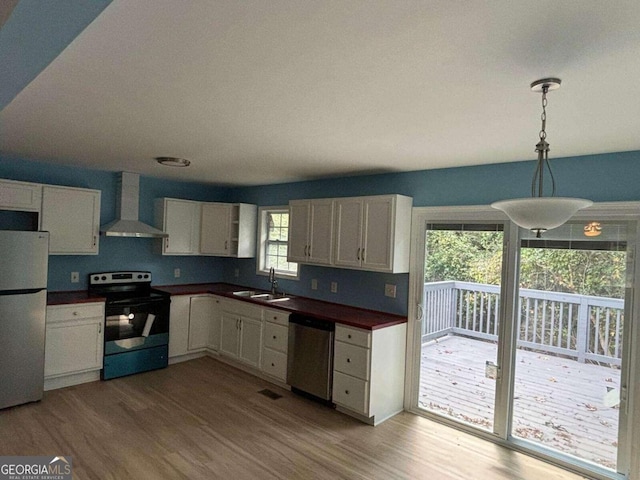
[250, 293, 291, 302]
[232, 290, 291, 302]
[232, 290, 257, 297]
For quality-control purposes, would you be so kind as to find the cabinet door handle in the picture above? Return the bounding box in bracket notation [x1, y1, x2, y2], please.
[357, 247, 361, 260]
[72, 311, 78, 316]
[271, 363, 275, 367]
[98, 322, 102, 333]
[93, 235, 97, 247]
[346, 358, 351, 363]
[224, 240, 228, 250]
[308, 244, 311, 257]
[345, 390, 350, 395]
[347, 334, 352, 339]
[361, 248, 365, 261]
[272, 335, 277, 339]
[166, 238, 170, 249]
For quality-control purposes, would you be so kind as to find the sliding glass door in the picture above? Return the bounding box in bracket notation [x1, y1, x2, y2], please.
[408, 208, 637, 478]
[511, 221, 632, 472]
[418, 223, 506, 432]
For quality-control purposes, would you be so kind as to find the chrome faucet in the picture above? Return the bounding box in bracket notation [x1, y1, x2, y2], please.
[268, 267, 278, 295]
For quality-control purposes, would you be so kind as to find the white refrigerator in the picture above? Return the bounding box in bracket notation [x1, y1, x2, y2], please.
[0, 231, 49, 409]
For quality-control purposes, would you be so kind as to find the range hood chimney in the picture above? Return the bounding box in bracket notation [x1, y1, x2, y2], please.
[100, 172, 168, 238]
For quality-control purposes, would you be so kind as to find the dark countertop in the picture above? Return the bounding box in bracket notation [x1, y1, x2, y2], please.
[47, 290, 106, 305]
[156, 283, 407, 330]
[47, 283, 407, 330]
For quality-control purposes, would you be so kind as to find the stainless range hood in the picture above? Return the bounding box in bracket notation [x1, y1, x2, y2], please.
[100, 172, 168, 238]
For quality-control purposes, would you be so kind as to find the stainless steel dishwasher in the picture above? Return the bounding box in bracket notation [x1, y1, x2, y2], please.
[287, 313, 335, 402]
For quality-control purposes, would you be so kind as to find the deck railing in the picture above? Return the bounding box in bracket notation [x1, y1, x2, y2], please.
[422, 281, 624, 365]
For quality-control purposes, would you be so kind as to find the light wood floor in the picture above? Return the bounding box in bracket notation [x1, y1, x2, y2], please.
[0, 357, 587, 479]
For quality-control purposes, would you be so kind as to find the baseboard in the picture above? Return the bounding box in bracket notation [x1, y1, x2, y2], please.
[205, 351, 290, 391]
[168, 351, 207, 365]
[44, 370, 100, 391]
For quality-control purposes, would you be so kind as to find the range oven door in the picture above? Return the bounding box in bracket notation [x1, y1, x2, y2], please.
[105, 297, 169, 340]
[102, 296, 171, 380]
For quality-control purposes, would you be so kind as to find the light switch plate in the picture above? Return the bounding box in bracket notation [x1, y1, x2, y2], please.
[330, 281, 338, 293]
[311, 279, 318, 290]
[174, 268, 181, 278]
[71, 272, 79, 283]
[384, 283, 397, 298]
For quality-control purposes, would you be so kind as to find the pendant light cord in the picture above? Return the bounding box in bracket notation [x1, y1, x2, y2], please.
[531, 85, 556, 198]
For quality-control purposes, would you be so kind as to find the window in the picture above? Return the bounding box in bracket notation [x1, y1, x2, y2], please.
[257, 207, 298, 278]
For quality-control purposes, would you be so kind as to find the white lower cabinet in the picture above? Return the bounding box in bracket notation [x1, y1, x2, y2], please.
[188, 295, 214, 351]
[261, 308, 290, 382]
[45, 303, 104, 388]
[169, 295, 191, 358]
[332, 323, 406, 425]
[219, 301, 263, 368]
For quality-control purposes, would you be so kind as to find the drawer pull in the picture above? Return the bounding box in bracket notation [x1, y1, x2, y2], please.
[345, 390, 350, 395]
[271, 363, 275, 367]
[346, 358, 351, 363]
[347, 334, 352, 339]
[72, 311, 78, 316]
[272, 335, 277, 339]
[273, 316, 277, 320]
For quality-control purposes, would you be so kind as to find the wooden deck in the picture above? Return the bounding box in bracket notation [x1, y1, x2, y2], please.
[420, 335, 621, 470]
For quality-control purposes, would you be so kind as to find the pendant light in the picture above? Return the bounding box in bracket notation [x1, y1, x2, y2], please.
[492, 78, 592, 237]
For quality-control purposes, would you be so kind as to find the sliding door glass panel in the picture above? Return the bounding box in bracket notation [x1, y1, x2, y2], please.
[511, 221, 628, 471]
[418, 224, 504, 432]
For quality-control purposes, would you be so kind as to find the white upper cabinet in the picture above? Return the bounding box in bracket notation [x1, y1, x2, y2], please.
[155, 198, 201, 255]
[156, 199, 257, 257]
[40, 185, 101, 255]
[200, 203, 257, 257]
[334, 194, 412, 273]
[0, 179, 42, 212]
[333, 197, 364, 269]
[288, 199, 334, 265]
[200, 203, 232, 255]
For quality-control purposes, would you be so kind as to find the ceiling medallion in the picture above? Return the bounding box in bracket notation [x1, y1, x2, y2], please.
[155, 157, 191, 167]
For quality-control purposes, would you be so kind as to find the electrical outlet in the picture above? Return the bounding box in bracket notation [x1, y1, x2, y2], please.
[71, 272, 79, 283]
[384, 283, 397, 298]
[234, 268, 240, 278]
[174, 268, 181, 278]
[330, 281, 338, 293]
[311, 279, 318, 290]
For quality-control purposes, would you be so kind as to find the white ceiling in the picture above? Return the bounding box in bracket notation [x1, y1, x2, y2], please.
[2, 1, 640, 186]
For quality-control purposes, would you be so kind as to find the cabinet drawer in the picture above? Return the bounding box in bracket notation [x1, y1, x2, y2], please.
[333, 371, 369, 415]
[264, 322, 288, 353]
[225, 299, 262, 319]
[263, 308, 289, 326]
[262, 348, 287, 381]
[335, 324, 371, 348]
[334, 341, 370, 380]
[47, 303, 104, 323]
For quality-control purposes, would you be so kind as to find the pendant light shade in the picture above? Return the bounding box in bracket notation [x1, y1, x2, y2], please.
[492, 197, 592, 236]
[492, 78, 591, 236]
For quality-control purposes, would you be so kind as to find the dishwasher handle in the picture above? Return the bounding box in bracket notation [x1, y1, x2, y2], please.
[289, 313, 335, 332]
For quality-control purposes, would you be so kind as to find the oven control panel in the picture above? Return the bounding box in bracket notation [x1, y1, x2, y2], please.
[89, 271, 152, 285]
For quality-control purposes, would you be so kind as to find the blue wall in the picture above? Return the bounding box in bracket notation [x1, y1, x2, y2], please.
[224, 150, 640, 315]
[2, 150, 640, 315]
[0, 156, 231, 290]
